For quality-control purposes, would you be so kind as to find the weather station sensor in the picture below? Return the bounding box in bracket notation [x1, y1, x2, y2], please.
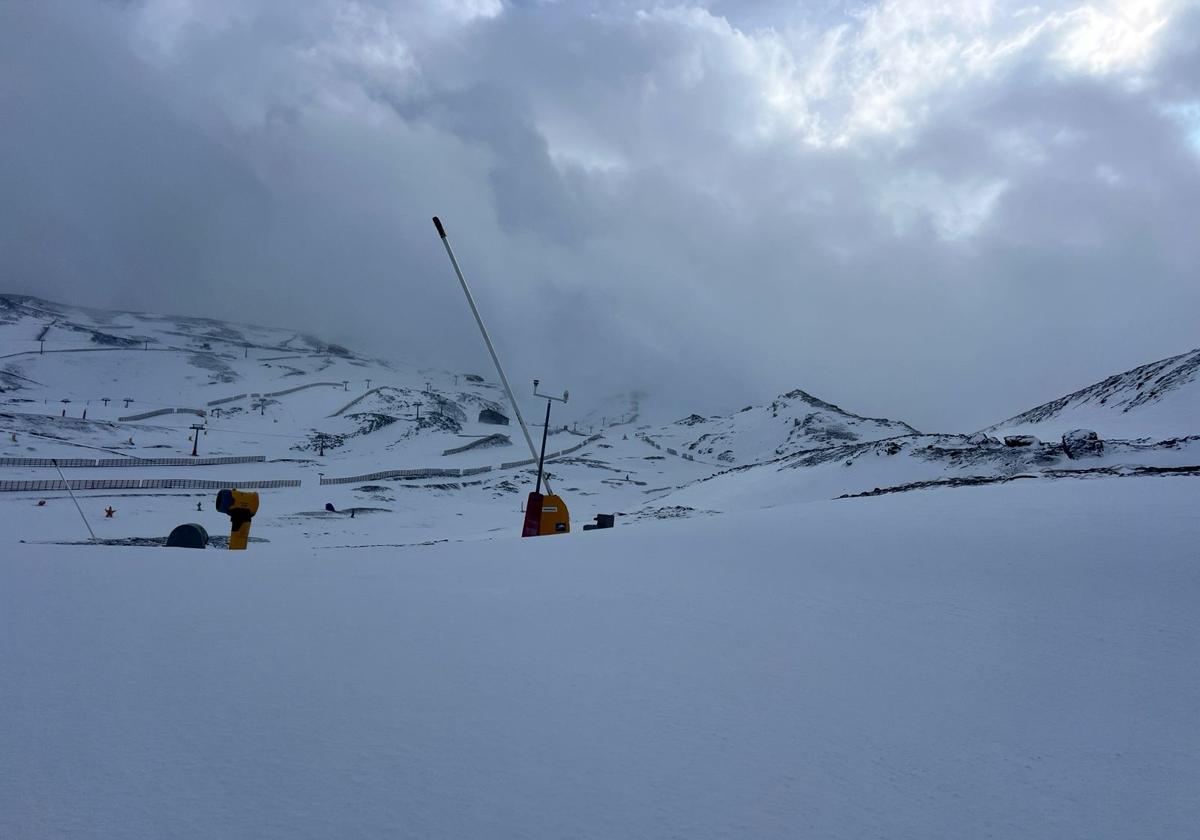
[432, 216, 572, 536]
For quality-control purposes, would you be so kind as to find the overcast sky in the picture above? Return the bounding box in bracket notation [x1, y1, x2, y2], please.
[2, 0, 1198, 430]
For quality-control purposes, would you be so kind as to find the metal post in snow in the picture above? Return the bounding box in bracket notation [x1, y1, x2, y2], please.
[432, 216, 552, 494]
[533, 379, 569, 495]
[535, 399, 552, 495]
[190, 423, 205, 457]
[52, 459, 96, 542]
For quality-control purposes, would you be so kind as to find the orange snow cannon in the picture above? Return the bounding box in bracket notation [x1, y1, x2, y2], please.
[522, 492, 570, 537]
[216, 488, 259, 550]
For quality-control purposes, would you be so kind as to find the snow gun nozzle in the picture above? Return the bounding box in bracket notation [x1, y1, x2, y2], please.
[432, 216, 447, 238]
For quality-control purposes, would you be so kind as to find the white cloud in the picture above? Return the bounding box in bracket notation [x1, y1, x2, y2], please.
[880, 174, 1011, 239]
[628, 0, 1188, 147]
[1051, 0, 1174, 76]
[4, 0, 1200, 429]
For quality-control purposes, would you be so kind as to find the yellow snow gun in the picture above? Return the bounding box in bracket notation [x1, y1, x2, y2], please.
[215, 488, 259, 550]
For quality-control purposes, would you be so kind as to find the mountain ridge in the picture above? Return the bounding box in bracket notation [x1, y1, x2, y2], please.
[984, 346, 1200, 440]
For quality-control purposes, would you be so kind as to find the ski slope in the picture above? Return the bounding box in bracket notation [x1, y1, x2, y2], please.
[3, 477, 1198, 839]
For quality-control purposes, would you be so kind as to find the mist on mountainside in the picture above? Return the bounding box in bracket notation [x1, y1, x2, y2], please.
[3, 2, 1200, 430]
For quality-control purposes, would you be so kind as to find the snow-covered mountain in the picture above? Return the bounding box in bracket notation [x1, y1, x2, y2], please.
[0, 293, 522, 464]
[0, 294, 723, 544]
[985, 346, 1200, 441]
[3, 294, 1199, 549]
[643, 388, 918, 466]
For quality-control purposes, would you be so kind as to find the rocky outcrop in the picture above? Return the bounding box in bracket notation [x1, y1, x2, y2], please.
[1062, 429, 1103, 459]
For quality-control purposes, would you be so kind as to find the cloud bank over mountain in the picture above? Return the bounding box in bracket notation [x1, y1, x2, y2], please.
[3, 0, 1198, 428]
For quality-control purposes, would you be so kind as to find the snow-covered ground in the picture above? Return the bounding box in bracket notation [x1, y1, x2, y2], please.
[3, 477, 1198, 839]
[4, 295, 1200, 838]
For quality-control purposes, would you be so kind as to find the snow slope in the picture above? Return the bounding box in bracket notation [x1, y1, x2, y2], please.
[985, 346, 1200, 441]
[4, 294, 1200, 547]
[644, 388, 918, 466]
[3, 477, 1198, 839]
[665, 432, 1200, 511]
[0, 293, 573, 476]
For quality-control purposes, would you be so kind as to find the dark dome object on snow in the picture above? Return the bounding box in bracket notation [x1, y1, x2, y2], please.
[479, 408, 509, 425]
[166, 523, 209, 549]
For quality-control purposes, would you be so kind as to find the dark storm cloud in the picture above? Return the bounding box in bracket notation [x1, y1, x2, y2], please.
[2, 0, 1198, 430]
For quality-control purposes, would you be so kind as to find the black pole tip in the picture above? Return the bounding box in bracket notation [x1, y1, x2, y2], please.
[432, 216, 446, 238]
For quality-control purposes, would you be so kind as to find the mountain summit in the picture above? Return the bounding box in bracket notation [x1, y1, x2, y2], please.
[645, 387, 918, 466]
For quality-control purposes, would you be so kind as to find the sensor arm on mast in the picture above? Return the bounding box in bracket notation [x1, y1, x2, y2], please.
[432, 216, 553, 495]
[534, 379, 569, 404]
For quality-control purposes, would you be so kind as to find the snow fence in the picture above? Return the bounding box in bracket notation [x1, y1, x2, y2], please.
[0, 456, 267, 468]
[441, 434, 510, 456]
[320, 435, 602, 485]
[207, 382, 343, 407]
[118, 407, 207, 422]
[263, 382, 343, 398]
[328, 386, 397, 418]
[206, 393, 247, 406]
[0, 478, 300, 492]
[638, 433, 696, 461]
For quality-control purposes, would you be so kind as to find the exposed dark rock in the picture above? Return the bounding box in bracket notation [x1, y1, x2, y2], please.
[351, 412, 399, 435]
[839, 464, 1200, 499]
[1062, 429, 1104, 459]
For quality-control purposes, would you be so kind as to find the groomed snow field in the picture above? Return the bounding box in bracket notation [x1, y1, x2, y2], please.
[3, 477, 1198, 839]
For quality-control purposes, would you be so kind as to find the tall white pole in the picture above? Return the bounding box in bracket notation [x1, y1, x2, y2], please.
[52, 458, 97, 541]
[432, 217, 553, 495]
